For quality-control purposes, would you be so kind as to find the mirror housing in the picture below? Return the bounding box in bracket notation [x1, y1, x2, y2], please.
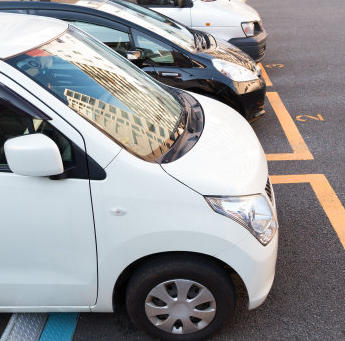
[176, 0, 187, 7]
[126, 50, 143, 61]
[4, 134, 64, 177]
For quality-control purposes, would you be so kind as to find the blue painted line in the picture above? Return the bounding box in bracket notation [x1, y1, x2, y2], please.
[39, 313, 79, 341]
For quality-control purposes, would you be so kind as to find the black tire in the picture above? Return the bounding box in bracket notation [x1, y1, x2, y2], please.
[126, 254, 236, 341]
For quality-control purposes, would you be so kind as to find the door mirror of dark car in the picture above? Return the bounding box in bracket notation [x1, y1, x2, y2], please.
[4, 134, 64, 177]
[176, 0, 187, 7]
[126, 50, 143, 61]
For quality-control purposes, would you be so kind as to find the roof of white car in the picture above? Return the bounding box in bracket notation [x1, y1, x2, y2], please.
[0, 13, 68, 60]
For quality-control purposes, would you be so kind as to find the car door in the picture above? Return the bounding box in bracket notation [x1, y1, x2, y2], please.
[0, 74, 98, 308]
[131, 29, 197, 89]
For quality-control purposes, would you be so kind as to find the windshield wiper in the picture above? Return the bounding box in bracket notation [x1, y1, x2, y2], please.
[169, 110, 188, 142]
[193, 31, 211, 51]
[193, 31, 204, 51]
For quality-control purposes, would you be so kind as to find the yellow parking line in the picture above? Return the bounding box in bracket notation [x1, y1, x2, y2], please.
[271, 174, 345, 250]
[259, 63, 272, 86]
[265, 92, 314, 161]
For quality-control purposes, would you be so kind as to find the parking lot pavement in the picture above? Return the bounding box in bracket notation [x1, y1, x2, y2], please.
[1, 0, 345, 340]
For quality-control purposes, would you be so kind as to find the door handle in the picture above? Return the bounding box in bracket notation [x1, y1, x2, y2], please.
[159, 72, 181, 78]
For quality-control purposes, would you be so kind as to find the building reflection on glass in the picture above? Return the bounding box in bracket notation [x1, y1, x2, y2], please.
[38, 32, 182, 159]
[7, 24, 185, 160]
[65, 88, 174, 158]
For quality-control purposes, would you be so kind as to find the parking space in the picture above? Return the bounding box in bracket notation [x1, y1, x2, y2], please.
[1, 0, 345, 340]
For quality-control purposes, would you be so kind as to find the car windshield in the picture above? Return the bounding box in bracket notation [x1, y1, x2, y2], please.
[76, 0, 197, 52]
[6, 26, 186, 162]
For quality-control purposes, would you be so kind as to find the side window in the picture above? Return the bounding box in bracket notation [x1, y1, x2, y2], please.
[0, 103, 73, 169]
[133, 31, 175, 65]
[174, 49, 193, 68]
[69, 21, 132, 57]
[0, 104, 31, 166]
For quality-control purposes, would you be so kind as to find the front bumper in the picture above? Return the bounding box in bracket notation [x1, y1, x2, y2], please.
[217, 77, 266, 121]
[216, 177, 279, 310]
[229, 29, 267, 62]
[216, 228, 278, 310]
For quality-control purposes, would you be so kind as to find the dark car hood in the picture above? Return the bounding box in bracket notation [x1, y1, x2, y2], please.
[198, 38, 257, 72]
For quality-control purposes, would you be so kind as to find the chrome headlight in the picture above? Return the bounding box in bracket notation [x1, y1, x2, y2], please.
[212, 59, 258, 82]
[241, 21, 255, 37]
[205, 194, 277, 245]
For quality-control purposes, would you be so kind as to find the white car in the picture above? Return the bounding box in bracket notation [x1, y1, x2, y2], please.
[131, 0, 266, 61]
[0, 13, 278, 341]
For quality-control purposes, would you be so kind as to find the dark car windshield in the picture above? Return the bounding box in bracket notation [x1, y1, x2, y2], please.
[6, 26, 186, 162]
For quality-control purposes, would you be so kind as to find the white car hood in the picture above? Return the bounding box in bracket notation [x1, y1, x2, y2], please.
[161, 93, 268, 196]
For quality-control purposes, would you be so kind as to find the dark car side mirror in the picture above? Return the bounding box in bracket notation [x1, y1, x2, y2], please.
[176, 0, 187, 7]
[126, 50, 143, 61]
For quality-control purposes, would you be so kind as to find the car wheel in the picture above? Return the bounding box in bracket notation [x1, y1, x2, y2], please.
[126, 254, 236, 341]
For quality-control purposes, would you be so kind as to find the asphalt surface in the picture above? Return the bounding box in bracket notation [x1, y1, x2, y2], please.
[1, 0, 345, 340]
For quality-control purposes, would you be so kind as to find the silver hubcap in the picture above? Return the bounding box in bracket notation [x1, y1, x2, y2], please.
[145, 279, 216, 334]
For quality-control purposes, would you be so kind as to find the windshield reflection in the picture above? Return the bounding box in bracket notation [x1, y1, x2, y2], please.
[65, 88, 176, 158]
[6, 27, 185, 161]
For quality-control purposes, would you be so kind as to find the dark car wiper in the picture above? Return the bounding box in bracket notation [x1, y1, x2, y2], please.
[193, 31, 211, 51]
[202, 32, 211, 49]
[193, 31, 204, 51]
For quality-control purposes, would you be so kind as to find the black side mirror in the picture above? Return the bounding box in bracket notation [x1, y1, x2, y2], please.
[126, 50, 143, 61]
[176, 0, 187, 7]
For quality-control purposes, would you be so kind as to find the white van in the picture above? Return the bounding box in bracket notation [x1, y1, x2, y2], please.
[130, 0, 266, 62]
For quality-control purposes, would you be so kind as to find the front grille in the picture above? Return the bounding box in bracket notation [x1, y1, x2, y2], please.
[265, 177, 273, 203]
[258, 44, 266, 58]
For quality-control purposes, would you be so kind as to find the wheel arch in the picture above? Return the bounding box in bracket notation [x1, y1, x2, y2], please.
[112, 251, 248, 312]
